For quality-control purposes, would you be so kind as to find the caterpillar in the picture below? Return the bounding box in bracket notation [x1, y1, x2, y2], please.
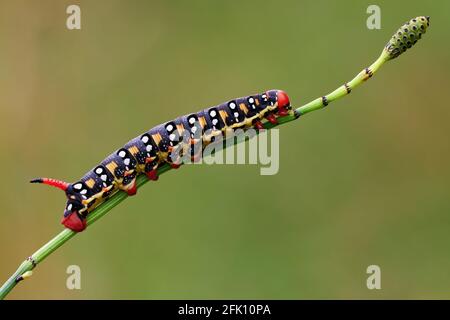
[31, 16, 431, 233]
[32, 90, 292, 232]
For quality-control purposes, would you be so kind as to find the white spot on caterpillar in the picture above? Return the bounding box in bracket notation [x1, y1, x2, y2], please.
[146, 145, 152, 152]
[80, 189, 87, 195]
[74, 183, 82, 190]
[229, 102, 236, 109]
[166, 124, 173, 131]
[248, 97, 255, 103]
[191, 126, 198, 133]
[210, 110, 216, 117]
[67, 204, 72, 211]
[169, 133, 176, 141]
[95, 167, 103, 174]
[212, 119, 218, 125]
[141, 135, 149, 143]
[118, 150, 126, 158]
[101, 175, 107, 181]
[234, 112, 239, 118]
[189, 117, 196, 124]
[124, 158, 130, 166]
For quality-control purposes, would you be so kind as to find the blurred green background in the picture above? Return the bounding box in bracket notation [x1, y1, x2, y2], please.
[1, 0, 449, 299]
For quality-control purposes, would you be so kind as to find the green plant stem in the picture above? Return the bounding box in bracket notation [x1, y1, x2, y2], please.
[0, 46, 409, 299]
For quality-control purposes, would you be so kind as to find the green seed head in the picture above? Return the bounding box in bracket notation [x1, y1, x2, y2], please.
[384, 16, 430, 60]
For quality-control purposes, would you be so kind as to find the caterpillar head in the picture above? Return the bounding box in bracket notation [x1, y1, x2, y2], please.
[275, 90, 291, 116]
[384, 16, 430, 60]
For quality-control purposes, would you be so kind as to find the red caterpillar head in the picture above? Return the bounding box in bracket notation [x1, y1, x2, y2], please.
[276, 90, 291, 116]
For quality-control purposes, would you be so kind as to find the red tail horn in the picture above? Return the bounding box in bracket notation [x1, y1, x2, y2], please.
[30, 177, 69, 191]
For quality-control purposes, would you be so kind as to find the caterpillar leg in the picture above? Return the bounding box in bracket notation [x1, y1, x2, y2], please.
[144, 158, 159, 181]
[61, 211, 87, 232]
[121, 172, 137, 196]
[166, 145, 183, 169]
[146, 169, 159, 181]
[253, 120, 264, 130]
[277, 109, 289, 117]
[123, 179, 137, 196]
[265, 113, 278, 125]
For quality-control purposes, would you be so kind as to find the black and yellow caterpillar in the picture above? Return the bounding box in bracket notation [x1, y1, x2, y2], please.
[32, 90, 292, 232]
